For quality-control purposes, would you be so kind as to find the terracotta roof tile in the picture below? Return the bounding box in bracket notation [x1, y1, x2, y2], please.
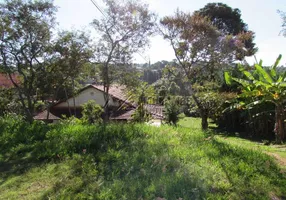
[111, 104, 164, 120]
[91, 84, 133, 105]
[34, 110, 60, 120]
[144, 104, 164, 119]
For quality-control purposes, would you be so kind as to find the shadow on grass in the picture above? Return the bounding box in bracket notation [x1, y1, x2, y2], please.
[204, 138, 286, 199]
[0, 145, 49, 187]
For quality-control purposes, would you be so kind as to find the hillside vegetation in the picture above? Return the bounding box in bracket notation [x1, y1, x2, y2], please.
[0, 116, 285, 199]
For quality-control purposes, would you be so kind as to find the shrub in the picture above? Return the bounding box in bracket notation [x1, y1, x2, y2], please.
[0, 88, 22, 116]
[164, 96, 180, 125]
[33, 123, 146, 160]
[132, 104, 151, 123]
[0, 113, 48, 155]
[81, 100, 103, 124]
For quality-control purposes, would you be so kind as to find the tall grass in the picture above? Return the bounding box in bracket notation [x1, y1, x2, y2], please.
[0, 115, 285, 199]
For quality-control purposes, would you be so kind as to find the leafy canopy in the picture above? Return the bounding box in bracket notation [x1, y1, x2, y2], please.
[197, 3, 257, 59]
[224, 55, 285, 106]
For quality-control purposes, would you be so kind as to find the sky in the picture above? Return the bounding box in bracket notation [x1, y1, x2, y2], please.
[54, 0, 286, 66]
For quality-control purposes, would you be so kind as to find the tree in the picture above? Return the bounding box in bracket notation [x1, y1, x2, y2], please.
[196, 3, 257, 60]
[82, 100, 103, 124]
[189, 82, 230, 128]
[225, 55, 286, 143]
[164, 96, 180, 126]
[91, 0, 156, 120]
[0, 0, 56, 122]
[36, 30, 93, 118]
[128, 82, 155, 122]
[160, 10, 253, 129]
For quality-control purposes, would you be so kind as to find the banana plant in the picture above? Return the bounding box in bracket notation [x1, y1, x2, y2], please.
[224, 54, 286, 143]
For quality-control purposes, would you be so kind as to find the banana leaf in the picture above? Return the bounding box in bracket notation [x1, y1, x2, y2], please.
[255, 64, 273, 84]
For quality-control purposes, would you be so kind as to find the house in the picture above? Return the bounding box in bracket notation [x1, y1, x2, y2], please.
[34, 84, 164, 124]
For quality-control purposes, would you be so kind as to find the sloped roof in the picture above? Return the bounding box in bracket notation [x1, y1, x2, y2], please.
[110, 104, 164, 120]
[91, 84, 131, 104]
[0, 74, 19, 88]
[51, 84, 134, 108]
[34, 110, 60, 120]
[144, 104, 164, 119]
[110, 109, 135, 120]
[91, 84, 135, 108]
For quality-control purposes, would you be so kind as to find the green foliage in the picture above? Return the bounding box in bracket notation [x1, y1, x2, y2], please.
[164, 96, 181, 125]
[34, 101, 46, 113]
[132, 104, 152, 123]
[0, 0, 57, 121]
[0, 114, 48, 157]
[197, 2, 257, 58]
[0, 1, 92, 121]
[128, 82, 156, 105]
[160, 8, 255, 130]
[0, 117, 285, 199]
[129, 82, 156, 122]
[81, 100, 103, 124]
[160, 10, 254, 81]
[0, 88, 22, 116]
[91, 0, 156, 118]
[197, 3, 246, 34]
[188, 82, 236, 129]
[36, 30, 92, 102]
[224, 55, 286, 142]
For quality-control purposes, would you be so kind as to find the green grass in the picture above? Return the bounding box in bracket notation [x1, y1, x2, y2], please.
[179, 117, 286, 168]
[0, 117, 285, 199]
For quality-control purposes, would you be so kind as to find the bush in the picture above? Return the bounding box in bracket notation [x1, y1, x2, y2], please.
[33, 122, 146, 160]
[0, 113, 48, 155]
[81, 100, 103, 124]
[164, 96, 180, 125]
[0, 88, 22, 116]
[132, 104, 151, 123]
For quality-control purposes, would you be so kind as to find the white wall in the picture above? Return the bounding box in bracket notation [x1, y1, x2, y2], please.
[54, 87, 120, 108]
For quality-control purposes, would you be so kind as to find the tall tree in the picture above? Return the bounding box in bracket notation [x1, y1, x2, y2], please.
[196, 3, 257, 60]
[36, 30, 93, 118]
[0, 0, 56, 122]
[91, 0, 156, 120]
[160, 10, 253, 129]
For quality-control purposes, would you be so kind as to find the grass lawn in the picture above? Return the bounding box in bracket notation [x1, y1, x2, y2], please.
[179, 117, 286, 169]
[0, 118, 285, 199]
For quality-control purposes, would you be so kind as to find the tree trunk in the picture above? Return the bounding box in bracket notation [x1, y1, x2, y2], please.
[103, 83, 110, 122]
[192, 94, 208, 130]
[25, 108, 34, 123]
[201, 111, 208, 130]
[103, 61, 110, 122]
[275, 104, 285, 143]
